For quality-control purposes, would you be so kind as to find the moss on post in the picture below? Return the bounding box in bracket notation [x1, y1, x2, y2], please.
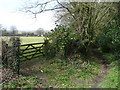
[11, 37, 21, 75]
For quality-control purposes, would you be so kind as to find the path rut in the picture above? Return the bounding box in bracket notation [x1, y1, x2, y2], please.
[90, 50, 109, 88]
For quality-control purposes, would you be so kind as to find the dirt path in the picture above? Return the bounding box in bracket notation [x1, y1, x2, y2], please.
[90, 50, 108, 88]
[20, 50, 109, 88]
[20, 58, 51, 87]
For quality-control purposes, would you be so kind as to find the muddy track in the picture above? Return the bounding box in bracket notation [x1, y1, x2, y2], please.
[90, 50, 109, 88]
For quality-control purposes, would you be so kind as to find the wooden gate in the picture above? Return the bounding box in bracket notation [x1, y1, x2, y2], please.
[20, 42, 45, 61]
[1, 37, 46, 86]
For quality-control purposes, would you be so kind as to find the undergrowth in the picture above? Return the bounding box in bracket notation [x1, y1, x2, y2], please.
[3, 76, 42, 88]
[3, 54, 101, 88]
[4, 53, 119, 88]
[98, 53, 119, 88]
[99, 62, 119, 88]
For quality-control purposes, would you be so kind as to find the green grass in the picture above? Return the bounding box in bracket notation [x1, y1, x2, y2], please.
[98, 53, 119, 88]
[20, 36, 44, 45]
[2, 36, 45, 45]
[25, 55, 100, 88]
[4, 53, 119, 88]
[3, 76, 42, 88]
[99, 62, 119, 88]
[3, 55, 101, 88]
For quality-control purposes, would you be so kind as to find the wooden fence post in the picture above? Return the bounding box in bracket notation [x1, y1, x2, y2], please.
[12, 37, 21, 75]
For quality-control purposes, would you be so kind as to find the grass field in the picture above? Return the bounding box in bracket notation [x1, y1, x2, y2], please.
[2, 36, 45, 45]
[20, 36, 45, 44]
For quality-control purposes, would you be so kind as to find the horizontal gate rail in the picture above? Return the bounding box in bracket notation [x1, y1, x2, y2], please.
[20, 51, 43, 58]
[19, 42, 45, 61]
[21, 42, 45, 46]
[20, 46, 43, 51]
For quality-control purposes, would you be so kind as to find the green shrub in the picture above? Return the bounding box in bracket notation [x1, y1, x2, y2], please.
[96, 19, 120, 53]
[43, 39, 56, 59]
[43, 25, 74, 58]
[43, 25, 90, 59]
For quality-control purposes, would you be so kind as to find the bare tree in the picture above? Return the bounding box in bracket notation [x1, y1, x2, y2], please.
[0, 24, 3, 30]
[10, 26, 18, 35]
[35, 28, 45, 36]
[0, 24, 7, 30]
[0, 24, 8, 36]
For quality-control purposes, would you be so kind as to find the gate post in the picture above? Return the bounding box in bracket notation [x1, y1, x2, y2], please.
[12, 37, 21, 75]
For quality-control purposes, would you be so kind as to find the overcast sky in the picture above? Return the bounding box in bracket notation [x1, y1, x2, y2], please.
[0, 0, 56, 32]
[1, 0, 119, 32]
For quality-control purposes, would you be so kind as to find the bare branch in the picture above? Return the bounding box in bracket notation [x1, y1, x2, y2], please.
[56, 0, 76, 21]
[22, 0, 64, 18]
[26, 7, 63, 18]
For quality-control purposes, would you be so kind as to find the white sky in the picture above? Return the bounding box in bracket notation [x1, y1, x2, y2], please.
[0, 0, 56, 32]
[1, 0, 119, 32]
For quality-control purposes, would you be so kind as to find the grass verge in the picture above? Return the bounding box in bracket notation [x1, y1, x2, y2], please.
[98, 53, 119, 88]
